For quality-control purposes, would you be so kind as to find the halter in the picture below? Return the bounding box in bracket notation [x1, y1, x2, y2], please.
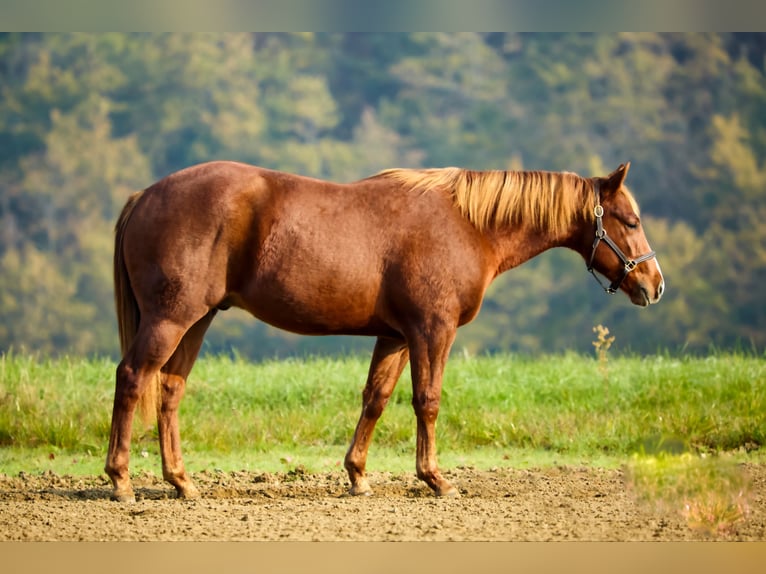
[587, 181, 656, 294]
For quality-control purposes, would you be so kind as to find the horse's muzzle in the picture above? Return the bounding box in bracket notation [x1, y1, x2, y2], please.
[633, 277, 664, 307]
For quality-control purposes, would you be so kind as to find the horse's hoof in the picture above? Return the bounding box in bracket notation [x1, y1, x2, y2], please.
[436, 485, 460, 498]
[347, 482, 373, 497]
[110, 490, 136, 503]
[347, 487, 373, 497]
[177, 486, 201, 500]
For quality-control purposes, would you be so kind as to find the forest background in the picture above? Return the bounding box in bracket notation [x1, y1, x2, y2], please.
[0, 32, 764, 359]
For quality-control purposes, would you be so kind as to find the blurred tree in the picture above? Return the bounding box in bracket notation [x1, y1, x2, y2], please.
[0, 32, 764, 357]
[695, 113, 766, 347]
[378, 32, 515, 169]
[0, 33, 151, 355]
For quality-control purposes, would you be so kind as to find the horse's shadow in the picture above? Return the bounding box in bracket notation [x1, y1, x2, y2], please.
[36, 486, 177, 502]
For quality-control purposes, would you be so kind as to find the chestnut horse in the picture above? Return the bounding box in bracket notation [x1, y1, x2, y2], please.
[106, 160, 664, 502]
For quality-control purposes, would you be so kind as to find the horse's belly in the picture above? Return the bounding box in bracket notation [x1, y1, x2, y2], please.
[238, 272, 389, 336]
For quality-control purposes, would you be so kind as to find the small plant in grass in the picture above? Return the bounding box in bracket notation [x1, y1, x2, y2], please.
[592, 324, 615, 400]
[681, 489, 750, 535]
[626, 452, 751, 536]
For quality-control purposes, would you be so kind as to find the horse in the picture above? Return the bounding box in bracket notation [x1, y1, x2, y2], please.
[105, 160, 664, 502]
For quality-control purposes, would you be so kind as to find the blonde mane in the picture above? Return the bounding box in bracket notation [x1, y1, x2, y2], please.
[378, 167, 603, 235]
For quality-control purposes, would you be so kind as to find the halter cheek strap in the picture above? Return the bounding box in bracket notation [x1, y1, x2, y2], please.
[587, 181, 656, 294]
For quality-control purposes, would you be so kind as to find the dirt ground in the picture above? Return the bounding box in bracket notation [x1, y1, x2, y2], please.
[1, 464, 764, 541]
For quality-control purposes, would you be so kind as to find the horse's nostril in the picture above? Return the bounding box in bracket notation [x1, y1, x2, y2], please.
[657, 280, 665, 298]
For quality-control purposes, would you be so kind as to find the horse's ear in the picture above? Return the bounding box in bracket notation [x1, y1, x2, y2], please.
[602, 162, 631, 193]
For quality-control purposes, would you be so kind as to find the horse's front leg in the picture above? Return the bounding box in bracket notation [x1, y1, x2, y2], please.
[409, 326, 459, 497]
[344, 336, 409, 495]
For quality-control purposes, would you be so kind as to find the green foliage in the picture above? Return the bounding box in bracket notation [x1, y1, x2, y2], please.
[0, 353, 112, 450]
[626, 452, 752, 535]
[1, 353, 763, 470]
[0, 33, 764, 357]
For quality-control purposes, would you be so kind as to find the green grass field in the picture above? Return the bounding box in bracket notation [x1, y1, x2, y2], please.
[0, 351, 764, 476]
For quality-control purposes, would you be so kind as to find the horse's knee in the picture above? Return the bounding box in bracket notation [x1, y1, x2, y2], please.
[411, 392, 440, 422]
[160, 374, 185, 397]
[114, 362, 143, 404]
[362, 391, 391, 420]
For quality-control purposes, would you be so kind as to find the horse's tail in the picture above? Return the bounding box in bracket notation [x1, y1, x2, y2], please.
[114, 190, 159, 426]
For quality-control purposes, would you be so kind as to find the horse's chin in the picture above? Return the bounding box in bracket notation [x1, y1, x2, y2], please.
[628, 286, 651, 307]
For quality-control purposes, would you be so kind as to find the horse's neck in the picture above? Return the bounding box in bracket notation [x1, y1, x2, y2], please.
[485, 225, 569, 278]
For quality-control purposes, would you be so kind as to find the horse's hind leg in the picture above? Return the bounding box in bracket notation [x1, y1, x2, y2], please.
[157, 311, 216, 499]
[105, 319, 189, 502]
[344, 336, 409, 495]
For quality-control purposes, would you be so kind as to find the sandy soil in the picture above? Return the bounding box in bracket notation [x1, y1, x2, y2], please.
[1, 465, 764, 541]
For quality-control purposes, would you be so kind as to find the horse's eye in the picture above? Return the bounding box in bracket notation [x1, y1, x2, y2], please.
[626, 221, 639, 230]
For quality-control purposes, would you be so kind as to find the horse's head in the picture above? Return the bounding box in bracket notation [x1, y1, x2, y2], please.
[583, 163, 664, 307]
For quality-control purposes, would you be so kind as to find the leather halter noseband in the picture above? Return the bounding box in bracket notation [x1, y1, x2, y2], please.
[587, 181, 656, 294]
